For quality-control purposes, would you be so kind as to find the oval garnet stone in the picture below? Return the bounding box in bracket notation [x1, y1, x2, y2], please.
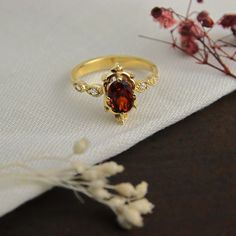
[107, 80, 134, 113]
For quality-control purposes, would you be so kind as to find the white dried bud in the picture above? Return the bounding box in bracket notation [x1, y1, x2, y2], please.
[115, 183, 136, 197]
[82, 169, 100, 181]
[118, 206, 143, 228]
[95, 162, 124, 177]
[72, 161, 87, 173]
[89, 187, 111, 200]
[117, 215, 132, 230]
[135, 181, 148, 198]
[108, 197, 125, 208]
[73, 138, 89, 154]
[129, 198, 154, 214]
[89, 179, 106, 188]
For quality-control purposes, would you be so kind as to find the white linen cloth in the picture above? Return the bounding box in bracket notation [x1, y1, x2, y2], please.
[0, 0, 235, 217]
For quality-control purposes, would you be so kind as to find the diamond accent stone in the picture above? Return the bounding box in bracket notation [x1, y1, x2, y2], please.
[74, 83, 86, 92]
[147, 76, 157, 85]
[87, 87, 102, 97]
[139, 82, 147, 90]
[136, 81, 147, 92]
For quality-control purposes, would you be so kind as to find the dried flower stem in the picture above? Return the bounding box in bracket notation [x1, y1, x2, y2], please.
[186, 0, 193, 18]
[218, 40, 236, 48]
[139, 34, 235, 77]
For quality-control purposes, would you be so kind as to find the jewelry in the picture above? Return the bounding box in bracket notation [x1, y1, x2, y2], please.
[71, 55, 159, 124]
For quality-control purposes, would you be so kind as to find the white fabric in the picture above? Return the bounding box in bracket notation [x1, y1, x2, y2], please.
[0, 0, 235, 217]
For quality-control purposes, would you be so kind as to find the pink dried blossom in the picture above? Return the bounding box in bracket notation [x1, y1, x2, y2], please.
[232, 26, 236, 36]
[178, 20, 204, 39]
[146, 1, 236, 79]
[219, 14, 236, 28]
[197, 11, 214, 28]
[181, 36, 199, 55]
[151, 7, 177, 29]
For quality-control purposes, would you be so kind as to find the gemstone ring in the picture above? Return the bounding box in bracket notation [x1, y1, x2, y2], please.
[71, 55, 159, 124]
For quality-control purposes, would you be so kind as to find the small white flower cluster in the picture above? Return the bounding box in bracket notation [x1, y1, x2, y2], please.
[71, 140, 154, 229]
[0, 139, 154, 230]
[71, 160, 154, 229]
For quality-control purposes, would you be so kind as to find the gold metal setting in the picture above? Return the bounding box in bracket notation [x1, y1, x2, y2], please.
[71, 55, 159, 124]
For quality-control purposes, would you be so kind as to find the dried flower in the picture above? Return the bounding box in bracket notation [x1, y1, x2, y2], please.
[115, 182, 136, 197]
[108, 197, 125, 208]
[117, 206, 143, 229]
[129, 198, 154, 214]
[151, 7, 177, 28]
[197, 11, 214, 28]
[232, 27, 236, 36]
[73, 138, 89, 154]
[219, 14, 236, 38]
[77, 162, 153, 229]
[219, 14, 236, 28]
[0, 140, 154, 230]
[73, 160, 88, 173]
[94, 161, 124, 177]
[178, 20, 202, 55]
[88, 186, 111, 200]
[181, 36, 199, 55]
[145, 0, 236, 79]
[116, 198, 154, 229]
[178, 20, 204, 39]
[135, 181, 148, 198]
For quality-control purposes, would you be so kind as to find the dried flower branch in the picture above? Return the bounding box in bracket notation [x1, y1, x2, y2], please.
[0, 139, 154, 230]
[141, 0, 236, 79]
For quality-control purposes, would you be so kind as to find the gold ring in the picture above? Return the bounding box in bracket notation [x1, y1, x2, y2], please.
[71, 55, 159, 124]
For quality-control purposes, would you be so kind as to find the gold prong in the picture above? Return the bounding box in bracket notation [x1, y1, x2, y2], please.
[104, 106, 109, 112]
[117, 76, 123, 82]
[101, 74, 108, 81]
[104, 96, 112, 112]
[104, 96, 110, 103]
[129, 77, 136, 89]
[115, 113, 128, 125]
[133, 100, 138, 109]
[111, 63, 123, 73]
[129, 72, 135, 79]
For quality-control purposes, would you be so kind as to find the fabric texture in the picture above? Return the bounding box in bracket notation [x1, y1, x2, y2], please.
[0, 0, 235, 217]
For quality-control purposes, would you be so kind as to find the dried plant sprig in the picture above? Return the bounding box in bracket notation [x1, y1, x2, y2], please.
[0, 139, 154, 230]
[141, 0, 236, 79]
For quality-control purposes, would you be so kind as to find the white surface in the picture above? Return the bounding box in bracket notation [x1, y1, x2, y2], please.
[0, 0, 235, 217]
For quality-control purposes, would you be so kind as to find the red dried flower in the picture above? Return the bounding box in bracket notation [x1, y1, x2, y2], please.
[232, 26, 236, 36]
[151, 7, 177, 28]
[178, 20, 204, 39]
[197, 0, 203, 3]
[197, 11, 214, 28]
[219, 14, 236, 28]
[151, 7, 162, 18]
[181, 36, 199, 55]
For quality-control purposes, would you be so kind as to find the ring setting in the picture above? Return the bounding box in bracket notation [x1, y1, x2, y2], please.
[71, 55, 159, 124]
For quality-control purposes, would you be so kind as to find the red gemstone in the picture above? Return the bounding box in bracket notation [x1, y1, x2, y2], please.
[107, 80, 134, 113]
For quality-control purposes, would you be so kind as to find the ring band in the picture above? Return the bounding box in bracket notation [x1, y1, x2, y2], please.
[71, 55, 159, 124]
